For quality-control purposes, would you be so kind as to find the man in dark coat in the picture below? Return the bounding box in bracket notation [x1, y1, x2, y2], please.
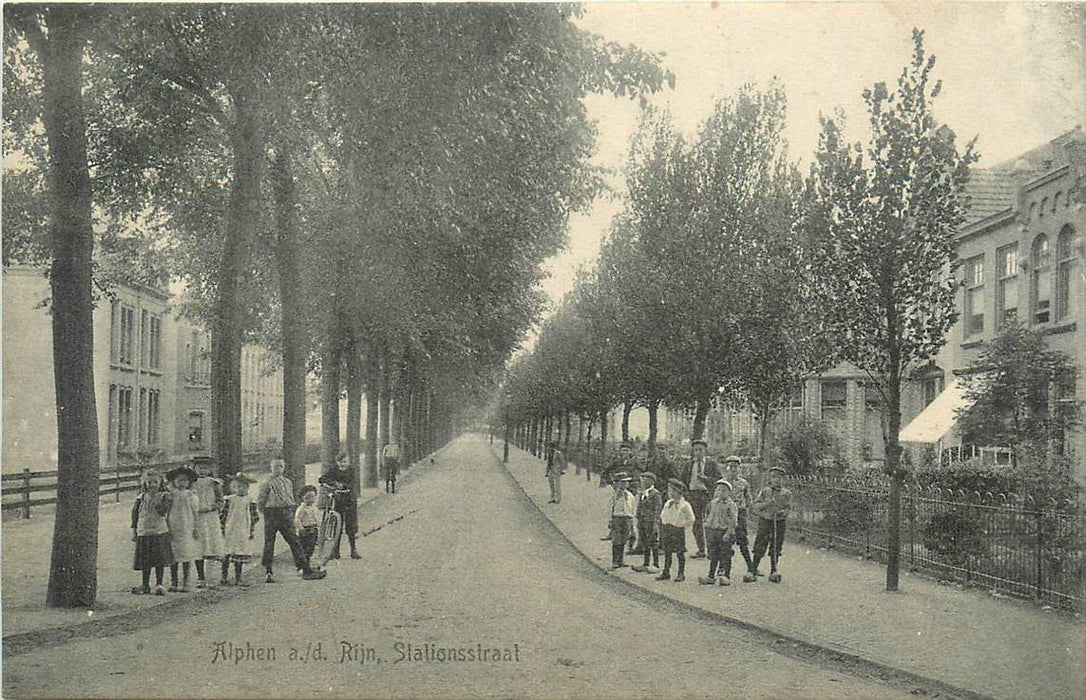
[678, 439, 720, 559]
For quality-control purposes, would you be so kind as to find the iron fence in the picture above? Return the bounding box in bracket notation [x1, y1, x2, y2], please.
[787, 474, 1085, 611]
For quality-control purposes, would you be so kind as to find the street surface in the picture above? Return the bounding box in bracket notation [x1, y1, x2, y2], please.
[4, 436, 913, 699]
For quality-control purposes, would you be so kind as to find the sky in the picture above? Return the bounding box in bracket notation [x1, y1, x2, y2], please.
[538, 1, 1086, 312]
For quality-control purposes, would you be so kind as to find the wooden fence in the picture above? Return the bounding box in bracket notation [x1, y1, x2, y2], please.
[1, 454, 266, 519]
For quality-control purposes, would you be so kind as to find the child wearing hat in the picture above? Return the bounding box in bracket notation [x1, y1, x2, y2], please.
[608, 472, 637, 569]
[700, 479, 738, 586]
[131, 468, 174, 595]
[744, 466, 793, 583]
[166, 466, 201, 592]
[220, 473, 259, 586]
[655, 478, 695, 582]
[632, 471, 663, 573]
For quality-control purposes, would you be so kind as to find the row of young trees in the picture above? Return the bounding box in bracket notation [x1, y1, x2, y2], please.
[502, 30, 977, 591]
[3, 4, 673, 607]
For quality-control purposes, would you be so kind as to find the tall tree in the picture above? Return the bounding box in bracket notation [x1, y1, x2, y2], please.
[807, 30, 977, 591]
[6, 4, 101, 608]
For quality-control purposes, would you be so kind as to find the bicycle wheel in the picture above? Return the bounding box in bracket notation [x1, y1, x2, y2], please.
[315, 511, 343, 566]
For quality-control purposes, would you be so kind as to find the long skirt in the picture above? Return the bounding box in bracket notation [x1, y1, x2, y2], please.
[133, 533, 173, 570]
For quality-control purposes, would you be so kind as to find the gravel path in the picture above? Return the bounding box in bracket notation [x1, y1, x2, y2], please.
[3, 435, 912, 699]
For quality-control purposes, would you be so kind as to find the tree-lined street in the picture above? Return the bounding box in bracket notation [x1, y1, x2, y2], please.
[3, 436, 918, 700]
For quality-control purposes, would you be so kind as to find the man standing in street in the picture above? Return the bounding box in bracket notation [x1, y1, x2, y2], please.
[680, 439, 720, 559]
[257, 458, 327, 582]
[545, 440, 566, 503]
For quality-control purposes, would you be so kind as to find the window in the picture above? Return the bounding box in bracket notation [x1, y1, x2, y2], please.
[1055, 225, 1076, 322]
[188, 331, 199, 380]
[140, 309, 149, 367]
[148, 315, 162, 369]
[1031, 235, 1051, 324]
[996, 244, 1018, 327]
[963, 255, 985, 336]
[118, 386, 133, 449]
[863, 383, 882, 412]
[109, 301, 119, 364]
[1053, 371, 1077, 455]
[789, 383, 805, 411]
[116, 305, 135, 365]
[1053, 192, 1062, 211]
[923, 376, 944, 407]
[1029, 202, 1037, 221]
[108, 384, 118, 456]
[1040, 197, 1048, 217]
[820, 380, 847, 422]
[147, 390, 161, 445]
[138, 388, 147, 447]
[188, 411, 204, 447]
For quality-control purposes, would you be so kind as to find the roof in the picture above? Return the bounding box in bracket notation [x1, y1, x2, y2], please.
[962, 169, 1017, 226]
[899, 379, 972, 444]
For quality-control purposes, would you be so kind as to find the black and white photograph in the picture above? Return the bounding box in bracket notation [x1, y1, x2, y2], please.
[1, 2, 1084, 698]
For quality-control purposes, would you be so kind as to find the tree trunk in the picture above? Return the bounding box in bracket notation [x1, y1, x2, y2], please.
[647, 400, 659, 459]
[378, 348, 392, 456]
[691, 397, 710, 442]
[564, 412, 572, 451]
[886, 361, 904, 592]
[272, 145, 306, 492]
[319, 345, 341, 473]
[622, 401, 633, 442]
[363, 352, 380, 489]
[212, 30, 265, 479]
[27, 7, 100, 608]
[345, 349, 363, 495]
[599, 408, 609, 481]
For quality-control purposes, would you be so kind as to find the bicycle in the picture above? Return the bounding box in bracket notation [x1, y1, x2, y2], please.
[313, 482, 350, 569]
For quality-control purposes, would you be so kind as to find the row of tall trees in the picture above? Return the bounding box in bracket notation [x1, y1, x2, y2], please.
[3, 4, 671, 607]
[502, 30, 977, 592]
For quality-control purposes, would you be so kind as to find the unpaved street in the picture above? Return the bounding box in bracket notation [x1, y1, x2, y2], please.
[3, 436, 913, 699]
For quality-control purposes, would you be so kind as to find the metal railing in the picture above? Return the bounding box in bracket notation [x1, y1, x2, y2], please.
[787, 474, 1084, 611]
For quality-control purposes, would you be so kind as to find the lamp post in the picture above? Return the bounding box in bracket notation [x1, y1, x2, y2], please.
[503, 391, 511, 464]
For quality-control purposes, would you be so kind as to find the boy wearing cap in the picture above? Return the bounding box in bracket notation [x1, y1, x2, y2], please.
[608, 473, 637, 569]
[724, 455, 755, 575]
[744, 466, 793, 583]
[632, 472, 663, 573]
[700, 479, 738, 585]
[656, 478, 695, 582]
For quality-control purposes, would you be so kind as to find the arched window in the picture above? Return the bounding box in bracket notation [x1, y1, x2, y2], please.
[1053, 192, 1062, 212]
[1031, 234, 1051, 324]
[1040, 197, 1049, 217]
[1029, 202, 1037, 221]
[1055, 225, 1076, 321]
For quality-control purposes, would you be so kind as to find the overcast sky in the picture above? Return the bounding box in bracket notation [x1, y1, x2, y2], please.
[538, 1, 1086, 312]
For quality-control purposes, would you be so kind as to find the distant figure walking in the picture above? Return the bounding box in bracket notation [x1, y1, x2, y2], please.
[382, 441, 401, 494]
[545, 441, 566, 504]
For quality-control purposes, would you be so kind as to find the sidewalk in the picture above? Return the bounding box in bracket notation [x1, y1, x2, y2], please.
[500, 444, 1083, 700]
[1, 462, 383, 641]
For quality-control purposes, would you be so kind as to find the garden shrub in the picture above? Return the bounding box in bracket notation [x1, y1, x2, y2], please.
[823, 489, 875, 535]
[922, 510, 987, 565]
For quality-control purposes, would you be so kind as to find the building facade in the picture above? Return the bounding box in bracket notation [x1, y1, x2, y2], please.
[2, 268, 285, 473]
[663, 129, 1084, 478]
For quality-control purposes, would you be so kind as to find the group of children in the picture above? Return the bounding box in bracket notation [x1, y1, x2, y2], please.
[607, 463, 793, 586]
[131, 458, 328, 595]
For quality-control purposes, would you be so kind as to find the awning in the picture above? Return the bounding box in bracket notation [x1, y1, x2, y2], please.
[899, 378, 973, 444]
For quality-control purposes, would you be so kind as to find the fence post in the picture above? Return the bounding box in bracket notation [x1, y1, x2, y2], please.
[115, 465, 122, 503]
[1035, 507, 1045, 601]
[22, 468, 31, 519]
